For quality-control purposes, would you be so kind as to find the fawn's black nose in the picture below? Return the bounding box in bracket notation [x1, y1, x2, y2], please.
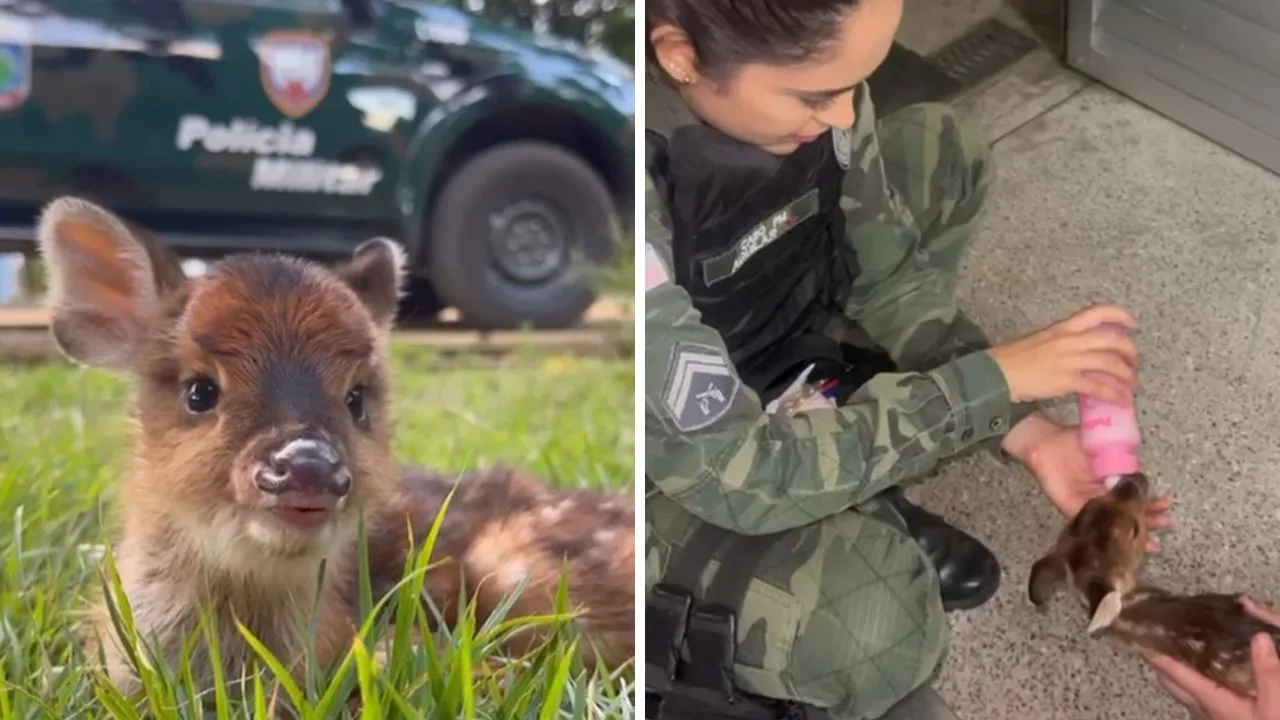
[1110, 471, 1149, 502]
[255, 438, 351, 497]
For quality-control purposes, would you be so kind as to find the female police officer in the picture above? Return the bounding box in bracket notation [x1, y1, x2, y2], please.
[642, 0, 1172, 718]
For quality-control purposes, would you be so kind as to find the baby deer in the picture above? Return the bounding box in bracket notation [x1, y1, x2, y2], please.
[38, 197, 634, 698]
[1027, 472, 1280, 697]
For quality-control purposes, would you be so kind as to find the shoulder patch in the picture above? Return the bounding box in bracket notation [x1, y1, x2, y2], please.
[833, 126, 852, 170]
[0, 41, 32, 112]
[644, 241, 670, 291]
[663, 342, 741, 431]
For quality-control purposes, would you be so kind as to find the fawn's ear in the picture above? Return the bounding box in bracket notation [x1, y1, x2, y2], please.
[1087, 590, 1125, 635]
[336, 236, 407, 329]
[1028, 552, 1068, 607]
[37, 197, 178, 370]
[124, 220, 188, 297]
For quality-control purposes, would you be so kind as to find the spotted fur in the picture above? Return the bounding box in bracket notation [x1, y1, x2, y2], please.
[1027, 472, 1279, 698]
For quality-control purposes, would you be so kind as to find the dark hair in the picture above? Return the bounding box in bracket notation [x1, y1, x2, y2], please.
[645, 0, 859, 81]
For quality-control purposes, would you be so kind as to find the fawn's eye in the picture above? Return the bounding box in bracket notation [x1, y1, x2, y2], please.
[184, 378, 220, 414]
[346, 385, 367, 424]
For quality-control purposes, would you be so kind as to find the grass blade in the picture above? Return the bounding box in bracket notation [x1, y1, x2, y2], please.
[235, 621, 308, 716]
[537, 637, 580, 720]
[201, 608, 231, 720]
[351, 636, 382, 720]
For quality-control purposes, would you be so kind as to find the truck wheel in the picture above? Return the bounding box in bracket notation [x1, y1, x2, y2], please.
[426, 141, 618, 330]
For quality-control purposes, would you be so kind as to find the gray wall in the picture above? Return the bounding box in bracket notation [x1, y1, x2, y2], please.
[1067, 0, 1280, 176]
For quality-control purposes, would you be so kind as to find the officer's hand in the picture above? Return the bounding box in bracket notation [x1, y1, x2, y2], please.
[1143, 599, 1280, 720]
[1008, 413, 1174, 536]
[987, 304, 1139, 405]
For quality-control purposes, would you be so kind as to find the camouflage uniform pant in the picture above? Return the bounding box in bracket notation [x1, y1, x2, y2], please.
[645, 103, 993, 720]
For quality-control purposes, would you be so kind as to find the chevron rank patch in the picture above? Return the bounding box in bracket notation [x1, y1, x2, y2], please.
[663, 342, 740, 431]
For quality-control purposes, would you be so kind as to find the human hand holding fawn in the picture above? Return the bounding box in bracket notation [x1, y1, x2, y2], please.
[1004, 412, 1172, 544]
[1144, 597, 1280, 719]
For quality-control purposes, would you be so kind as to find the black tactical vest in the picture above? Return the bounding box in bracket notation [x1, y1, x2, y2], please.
[647, 99, 867, 405]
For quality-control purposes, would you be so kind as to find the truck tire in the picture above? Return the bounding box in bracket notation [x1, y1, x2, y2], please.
[425, 141, 618, 330]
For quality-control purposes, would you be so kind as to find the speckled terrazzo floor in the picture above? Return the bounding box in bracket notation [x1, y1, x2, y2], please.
[890, 2, 1280, 719]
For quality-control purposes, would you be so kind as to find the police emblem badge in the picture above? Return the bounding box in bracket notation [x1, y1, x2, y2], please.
[255, 31, 331, 119]
[833, 126, 852, 170]
[0, 42, 31, 112]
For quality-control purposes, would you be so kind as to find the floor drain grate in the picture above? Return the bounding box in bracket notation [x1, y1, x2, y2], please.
[931, 17, 1041, 89]
[866, 43, 963, 117]
[866, 18, 1041, 118]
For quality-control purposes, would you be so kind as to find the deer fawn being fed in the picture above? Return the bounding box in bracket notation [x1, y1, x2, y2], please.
[1027, 472, 1280, 698]
[37, 197, 634, 698]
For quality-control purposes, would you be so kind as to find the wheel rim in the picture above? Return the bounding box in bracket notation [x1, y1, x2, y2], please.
[487, 199, 568, 284]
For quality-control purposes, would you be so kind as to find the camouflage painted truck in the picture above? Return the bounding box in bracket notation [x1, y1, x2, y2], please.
[0, 0, 634, 328]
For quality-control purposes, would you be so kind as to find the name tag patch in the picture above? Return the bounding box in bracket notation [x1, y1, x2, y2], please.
[700, 189, 820, 287]
[663, 343, 741, 432]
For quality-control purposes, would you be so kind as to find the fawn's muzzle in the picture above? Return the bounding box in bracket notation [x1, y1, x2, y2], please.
[1113, 472, 1149, 500]
[256, 438, 351, 497]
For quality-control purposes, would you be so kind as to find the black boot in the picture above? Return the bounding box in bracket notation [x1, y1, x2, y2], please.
[880, 487, 1001, 612]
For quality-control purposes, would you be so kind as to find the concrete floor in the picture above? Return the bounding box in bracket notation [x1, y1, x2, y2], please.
[895, 1, 1280, 719]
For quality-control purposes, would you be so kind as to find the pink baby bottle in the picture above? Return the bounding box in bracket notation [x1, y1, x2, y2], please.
[1078, 323, 1141, 490]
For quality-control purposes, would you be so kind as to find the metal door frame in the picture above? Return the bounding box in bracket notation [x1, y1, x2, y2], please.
[1064, 0, 1280, 177]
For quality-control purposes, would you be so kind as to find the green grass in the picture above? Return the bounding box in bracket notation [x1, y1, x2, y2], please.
[0, 345, 635, 719]
[596, 234, 635, 299]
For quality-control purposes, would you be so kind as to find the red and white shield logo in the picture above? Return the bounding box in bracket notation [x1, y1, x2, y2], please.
[256, 31, 331, 119]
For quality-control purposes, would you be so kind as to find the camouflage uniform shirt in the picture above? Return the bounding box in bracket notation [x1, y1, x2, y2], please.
[645, 79, 1026, 536]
